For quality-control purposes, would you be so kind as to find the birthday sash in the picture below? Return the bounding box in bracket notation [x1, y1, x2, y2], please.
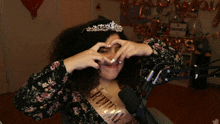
[85, 85, 139, 124]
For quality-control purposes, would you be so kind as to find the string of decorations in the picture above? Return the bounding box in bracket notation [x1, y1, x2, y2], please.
[114, 0, 219, 56]
[116, 0, 220, 27]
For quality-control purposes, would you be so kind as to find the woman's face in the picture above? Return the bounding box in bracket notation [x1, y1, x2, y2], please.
[98, 33, 125, 81]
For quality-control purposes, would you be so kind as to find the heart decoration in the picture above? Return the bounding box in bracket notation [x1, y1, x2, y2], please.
[21, 0, 44, 19]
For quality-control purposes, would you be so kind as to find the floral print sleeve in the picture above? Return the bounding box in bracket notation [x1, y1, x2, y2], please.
[14, 60, 70, 121]
[136, 38, 184, 97]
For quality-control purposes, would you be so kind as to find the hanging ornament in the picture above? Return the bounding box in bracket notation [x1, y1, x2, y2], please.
[21, 0, 44, 19]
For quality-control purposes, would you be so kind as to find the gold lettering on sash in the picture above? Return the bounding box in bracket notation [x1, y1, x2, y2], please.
[97, 96, 109, 107]
[86, 85, 139, 124]
[114, 113, 124, 123]
[91, 90, 102, 101]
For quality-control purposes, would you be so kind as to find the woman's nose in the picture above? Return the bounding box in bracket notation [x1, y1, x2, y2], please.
[107, 51, 116, 60]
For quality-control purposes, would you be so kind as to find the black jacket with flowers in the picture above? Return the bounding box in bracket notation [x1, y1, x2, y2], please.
[14, 38, 184, 123]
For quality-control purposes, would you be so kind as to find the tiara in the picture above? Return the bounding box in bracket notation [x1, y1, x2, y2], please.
[85, 21, 123, 32]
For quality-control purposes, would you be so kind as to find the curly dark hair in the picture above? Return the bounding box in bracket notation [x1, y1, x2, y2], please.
[49, 18, 142, 96]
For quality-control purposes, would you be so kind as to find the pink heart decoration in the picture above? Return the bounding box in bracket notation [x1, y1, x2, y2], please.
[21, 0, 44, 19]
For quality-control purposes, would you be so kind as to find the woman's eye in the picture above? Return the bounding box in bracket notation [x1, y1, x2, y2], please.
[99, 50, 109, 53]
[116, 48, 120, 52]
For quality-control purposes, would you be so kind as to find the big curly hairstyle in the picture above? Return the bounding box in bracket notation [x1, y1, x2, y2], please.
[49, 18, 142, 96]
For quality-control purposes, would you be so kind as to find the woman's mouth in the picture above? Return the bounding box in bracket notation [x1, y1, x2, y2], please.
[105, 63, 118, 68]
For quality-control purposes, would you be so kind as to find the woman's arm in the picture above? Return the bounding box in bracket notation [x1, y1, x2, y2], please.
[140, 38, 184, 82]
[135, 38, 184, 99]
[14, 60, 71, 121]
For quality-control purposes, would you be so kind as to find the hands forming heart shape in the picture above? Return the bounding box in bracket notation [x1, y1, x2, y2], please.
[105, 39, 153, 63]
[64, 39, 152, 73]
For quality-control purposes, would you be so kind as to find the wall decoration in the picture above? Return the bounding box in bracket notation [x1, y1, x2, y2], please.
[213, 8, 220, 27]
[116, 0, 220, 27]
[160, 36, 196, 53]
[21, 0, 44, 19]
[120, 1, 151, 26]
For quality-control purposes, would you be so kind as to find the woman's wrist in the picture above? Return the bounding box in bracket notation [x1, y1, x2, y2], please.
[142, 41, 153, 56]
[63, 57, 75, 73]
[145, 44, 153, 56]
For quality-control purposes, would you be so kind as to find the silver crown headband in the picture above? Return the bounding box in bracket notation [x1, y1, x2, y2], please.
[85, 21, 123, 32]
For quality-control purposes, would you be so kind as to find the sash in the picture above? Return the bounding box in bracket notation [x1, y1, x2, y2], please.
[85, 85, 139, 124]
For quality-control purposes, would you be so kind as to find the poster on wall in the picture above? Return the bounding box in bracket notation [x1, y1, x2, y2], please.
[120, 4, 151, 26]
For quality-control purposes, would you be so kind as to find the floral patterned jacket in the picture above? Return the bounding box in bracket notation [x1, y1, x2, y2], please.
[14, 38, 184, 124]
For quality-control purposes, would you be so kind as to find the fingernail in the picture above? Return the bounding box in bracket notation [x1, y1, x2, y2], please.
[118, 61, 122, 64]
[107, 45, 111, 48]
[111, 59, 115, 63]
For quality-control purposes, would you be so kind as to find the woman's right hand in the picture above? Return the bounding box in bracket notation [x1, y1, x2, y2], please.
[64, 42, 112, 73]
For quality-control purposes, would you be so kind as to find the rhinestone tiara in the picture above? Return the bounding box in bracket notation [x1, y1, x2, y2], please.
[85, 21, 123, 32]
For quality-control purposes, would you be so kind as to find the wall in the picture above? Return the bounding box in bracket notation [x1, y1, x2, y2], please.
[91, 0, 135, 40]
[0, 0, 93, 94]
[60, 0, 91, 30]
[0, 0, 62, 93]
[0, 0, 8, 94]
[0, 44, 8, 94]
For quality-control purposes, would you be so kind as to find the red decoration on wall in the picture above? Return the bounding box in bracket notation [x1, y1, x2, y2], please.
[213, 8, 220, 27]
[117, 0, 220, 27]
[199, 0, 208, 10]
[184, 39, 195, 52]
[21, 0, 44, 19]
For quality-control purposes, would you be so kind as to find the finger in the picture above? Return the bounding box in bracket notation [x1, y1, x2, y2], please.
[102, 56, 112, 64]
[125, 50, 133, 59]
[91, 62, 99, 69]
[91, 42, 108, 51]
[92, 53, 112, 64]
[113, 43, 129, 61]
[107, 39, 124, 47]
[119, 47, 132, 62]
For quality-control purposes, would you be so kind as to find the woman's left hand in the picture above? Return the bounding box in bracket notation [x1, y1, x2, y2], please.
[107, 39, 153, 62]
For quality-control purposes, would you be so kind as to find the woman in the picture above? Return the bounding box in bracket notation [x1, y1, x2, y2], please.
[14, 18, 183, 124]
